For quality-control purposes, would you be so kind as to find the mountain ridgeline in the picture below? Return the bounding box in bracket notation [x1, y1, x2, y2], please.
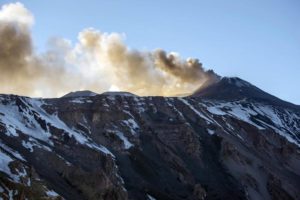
[0, 77, 299, 200]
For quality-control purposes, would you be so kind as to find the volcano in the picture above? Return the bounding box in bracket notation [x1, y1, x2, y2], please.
[0, 77, 299, 200]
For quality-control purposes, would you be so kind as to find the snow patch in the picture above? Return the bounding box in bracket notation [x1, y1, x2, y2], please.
[0, 142, 25, 161]
[46, 190, 60, 197]
[206, 106, 226, 115]
[69, 97, 93, 104]
[69, 98, 85, 104]
[205, 102, 264, 129]
[147, 194, 156, 200]
[166, 98, 185, 120]
[179, 98, 213, 123]
[0, 150, 13, 176]
[122, 118, 139, 135]
[207, 129, 215, 135]
[115, 131, 133, 149]
[22, 138, 52, 152]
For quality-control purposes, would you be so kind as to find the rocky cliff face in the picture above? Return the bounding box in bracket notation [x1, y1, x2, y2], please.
[0, 77, 299, 200]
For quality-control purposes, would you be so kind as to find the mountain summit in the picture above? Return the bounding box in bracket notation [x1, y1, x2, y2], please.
[194, 77, 299, 109]
[0, 77, 299, 200]
[62, 90, 98, 98]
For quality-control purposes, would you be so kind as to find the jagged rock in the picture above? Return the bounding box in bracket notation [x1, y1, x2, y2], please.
[193, 184, 207, 200]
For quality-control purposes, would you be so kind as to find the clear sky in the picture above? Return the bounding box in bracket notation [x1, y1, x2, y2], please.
[1, 0, 300, 104]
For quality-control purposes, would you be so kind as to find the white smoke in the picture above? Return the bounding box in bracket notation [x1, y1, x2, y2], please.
[0, 2, 219, 97]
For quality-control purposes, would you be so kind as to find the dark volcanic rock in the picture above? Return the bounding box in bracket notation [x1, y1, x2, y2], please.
[0, 80, 300, 200]
[62, 90, 98, 98]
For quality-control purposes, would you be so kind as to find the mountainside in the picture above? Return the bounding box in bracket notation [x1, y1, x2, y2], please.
[0, 77, 300, 200]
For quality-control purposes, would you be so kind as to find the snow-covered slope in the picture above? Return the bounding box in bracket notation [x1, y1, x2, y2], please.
[202, 99, 300, 146]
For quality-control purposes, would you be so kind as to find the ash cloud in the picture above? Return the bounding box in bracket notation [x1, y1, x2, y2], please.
[0, 3, 35, 94]
[0, 2, 219, 97]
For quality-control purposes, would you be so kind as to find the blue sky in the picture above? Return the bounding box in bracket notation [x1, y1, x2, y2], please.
[1, 0, 300, 104]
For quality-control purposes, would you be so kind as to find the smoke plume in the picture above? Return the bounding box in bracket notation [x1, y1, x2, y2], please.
[0, 2, 219, 97]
